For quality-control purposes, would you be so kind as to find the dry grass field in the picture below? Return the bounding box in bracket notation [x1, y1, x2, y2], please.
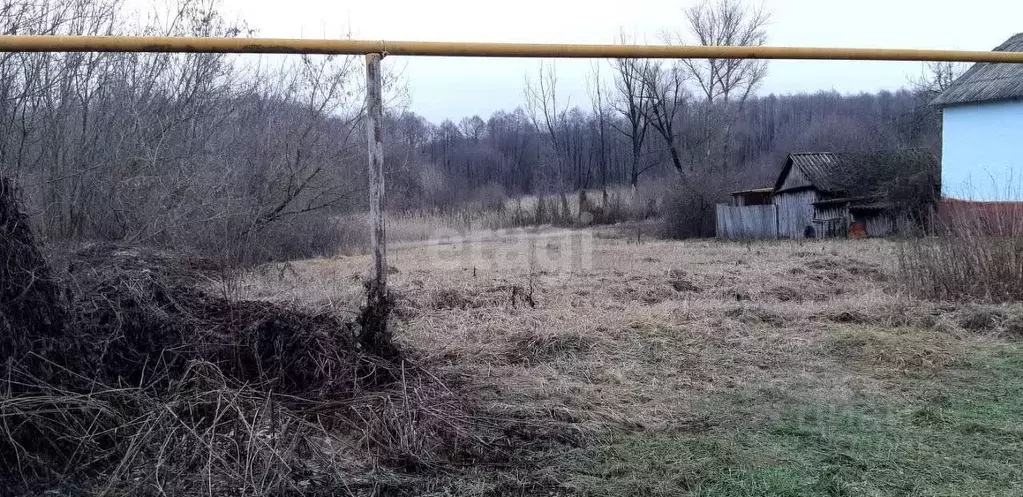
[223, 225, 1023, 496]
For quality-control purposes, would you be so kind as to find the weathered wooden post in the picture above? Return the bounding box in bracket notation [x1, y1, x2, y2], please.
[365, 52, 387, 301]
[358, 52, 395, 356]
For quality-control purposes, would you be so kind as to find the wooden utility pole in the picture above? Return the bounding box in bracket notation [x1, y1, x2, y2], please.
[365, 53, 387, 303]
[358, 52, 397, 357]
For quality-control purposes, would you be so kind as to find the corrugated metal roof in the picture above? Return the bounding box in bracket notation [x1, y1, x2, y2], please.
[730, 187, 774, 195]
[773, 150, 937, 196]
[813, 196, 877, 206]
[848, 203, 892, 211]
[932, 33, 1023, 106]
[774, 152, 844, 194]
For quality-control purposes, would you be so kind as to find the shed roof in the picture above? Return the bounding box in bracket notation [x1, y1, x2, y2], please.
[772, 149, 937, 196]
[812, 196, 877, 207]
[730, 187, 774, 196]
[773, 152, 845, 194]
[932, 33, 1023, 106]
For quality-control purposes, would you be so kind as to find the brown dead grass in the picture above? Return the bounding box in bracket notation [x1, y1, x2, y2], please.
[220, 230, 1020, 487]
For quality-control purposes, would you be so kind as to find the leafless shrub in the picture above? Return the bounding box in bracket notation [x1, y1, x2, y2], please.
[1, 178, 68, 366]
[193, 210, 371, 267]
[660, 178, 722, 239]
[898, 202, 1023, 302]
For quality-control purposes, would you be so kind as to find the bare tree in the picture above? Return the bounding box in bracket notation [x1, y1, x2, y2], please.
[587, 62, 610, 204]
[911, 61, 967, 98]
[674, 0, 770, 170]
[641, 62, 693, 177]
[609, 33, 654, 188]
[524, 61, 571, 215]
[904, 61, 967, 152]
[459, 115, 486, 142]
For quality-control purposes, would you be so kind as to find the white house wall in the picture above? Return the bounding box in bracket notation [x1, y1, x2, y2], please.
[942, 99, 1023, 201]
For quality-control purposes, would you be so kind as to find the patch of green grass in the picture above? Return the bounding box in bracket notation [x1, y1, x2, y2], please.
[570, 344, 1023, 496]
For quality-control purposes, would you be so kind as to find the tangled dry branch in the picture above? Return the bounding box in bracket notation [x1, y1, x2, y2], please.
[0, 177, 517, 496]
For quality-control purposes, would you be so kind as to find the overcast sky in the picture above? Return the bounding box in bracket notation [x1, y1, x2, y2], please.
[216, 0, 1023, 122]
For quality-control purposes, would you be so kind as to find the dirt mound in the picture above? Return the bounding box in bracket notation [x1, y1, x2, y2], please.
[429, 284, 538, 310]
[725, 305, 787, 327]
[668, 269, 701, 293]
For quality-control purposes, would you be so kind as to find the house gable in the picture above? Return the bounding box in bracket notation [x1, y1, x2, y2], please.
[778, 164, 813, 192]
[773, 152, 838, 194]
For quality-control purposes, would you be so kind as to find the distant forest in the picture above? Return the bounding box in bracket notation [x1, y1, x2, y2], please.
[386, 88, 943, 210]
[380, 0, 955, 214]
[0, 0, 956, 261]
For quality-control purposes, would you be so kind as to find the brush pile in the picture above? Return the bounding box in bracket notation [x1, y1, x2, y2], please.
[0, 178, 482, 496]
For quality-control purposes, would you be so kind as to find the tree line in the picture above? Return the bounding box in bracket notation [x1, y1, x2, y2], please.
[388, 0, 945, 223]
[391, 87, 940, 209]
[1, 0, 953, 262]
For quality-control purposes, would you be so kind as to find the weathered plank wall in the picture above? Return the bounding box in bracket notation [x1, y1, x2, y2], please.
[775, 189, 817, 238]
[813, 204, 849, 238]
[863, 214, 897, 237]
[716, 204, 778, 239]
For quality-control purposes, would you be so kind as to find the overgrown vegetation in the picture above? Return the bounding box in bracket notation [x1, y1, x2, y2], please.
[0, 0, 381, 266]
[898, 202, 1023, 302]
[0, 179, 552, 496]
[833, 149, 941, 221]
[4, 0, 1019, 495]
[238, 228, 1023, 496]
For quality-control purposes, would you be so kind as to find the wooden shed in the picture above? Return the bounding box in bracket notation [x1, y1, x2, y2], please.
[716, 150, 933, 239]
[772, 152, 844, 238]
[730, 188, 774, 207]
[771, 151, 924, 238]
[813, 196, 906, 238]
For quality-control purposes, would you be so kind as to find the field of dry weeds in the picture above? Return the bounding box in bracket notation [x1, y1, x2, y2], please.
[226, 225, 1023, 496]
